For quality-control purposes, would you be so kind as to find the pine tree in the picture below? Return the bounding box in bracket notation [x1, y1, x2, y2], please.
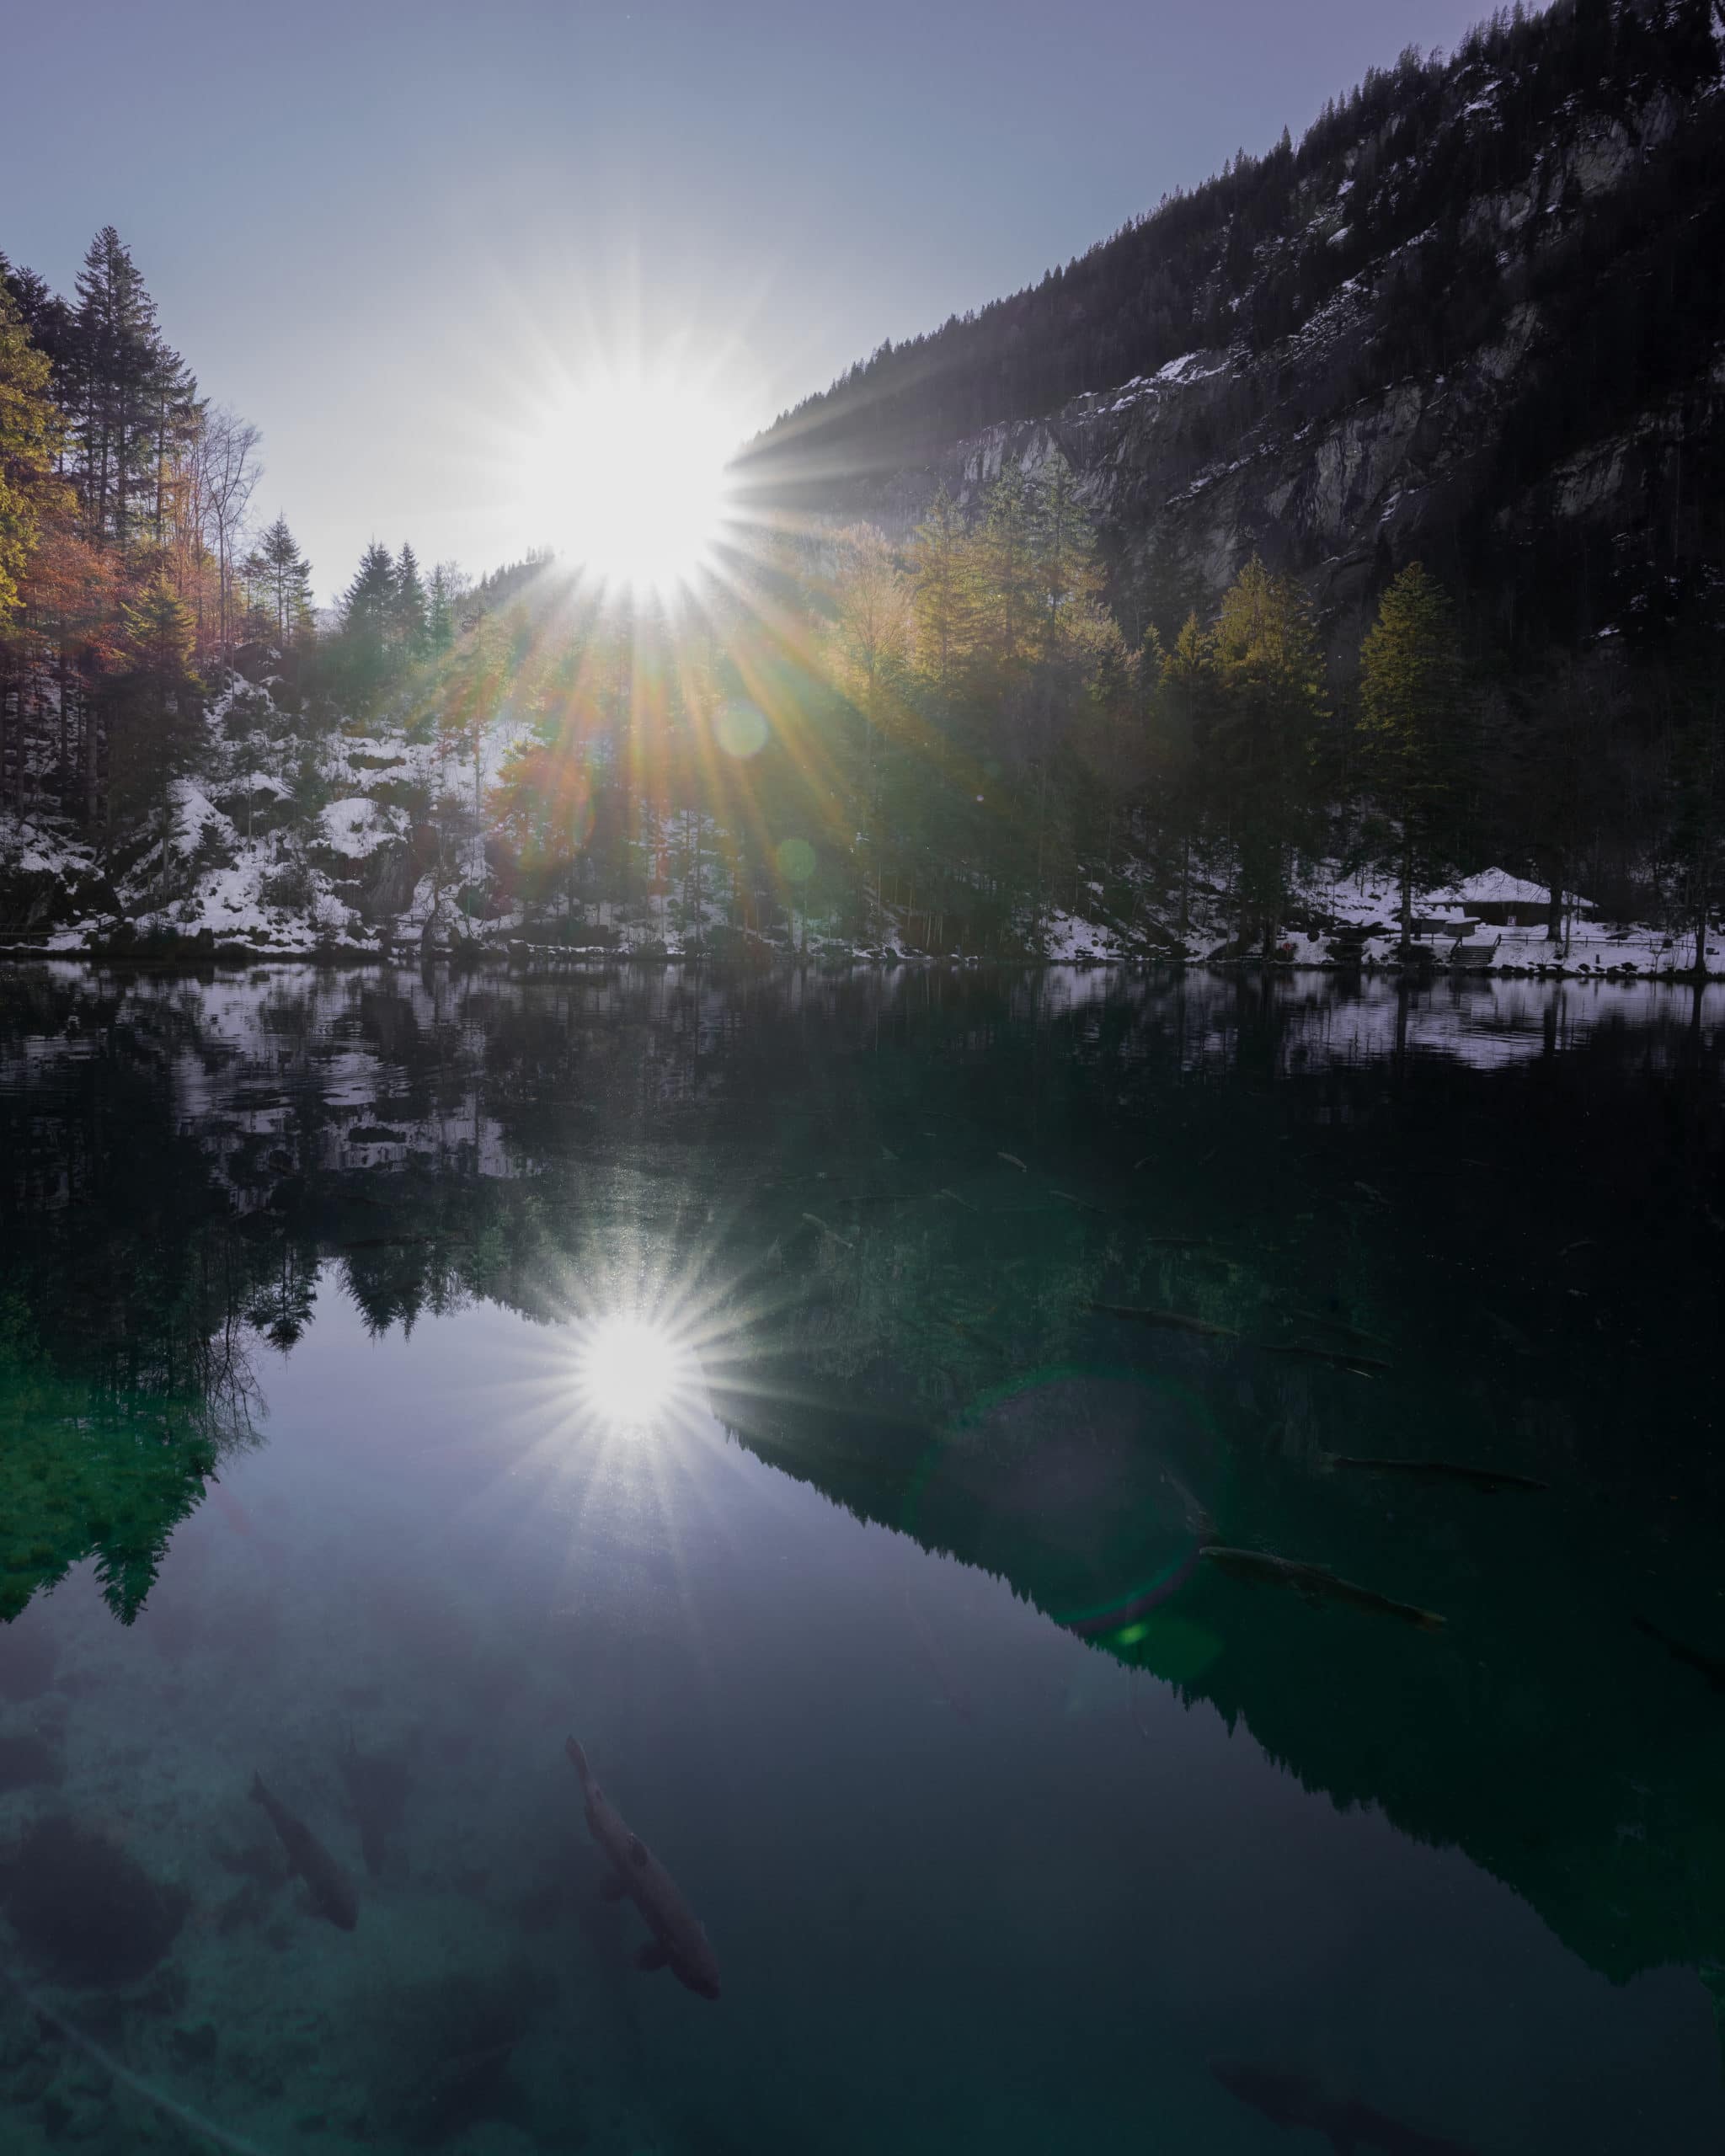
[906, 485, 976, 687]
[71, 229, 196, 553]
[827, 525, 911, 927]
[247, 515, 314, 646]
[341, 542, 395, 635]
[427, 565, 457, 654]
[328, 541, 398, 714]
[1149, 614, 1212, 933]
[1207, 557, 1327, 949]
[975, 464, 1038, 670]
[393, 543, 428, 659]
[1030, 451, 1108, 665]
[121, 571, 198, 679]
[0, 253, 78, 403]
[1357, 563, 1475, 947]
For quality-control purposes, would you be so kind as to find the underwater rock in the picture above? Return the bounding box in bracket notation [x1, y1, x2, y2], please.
[1, 1816, 187, 1985]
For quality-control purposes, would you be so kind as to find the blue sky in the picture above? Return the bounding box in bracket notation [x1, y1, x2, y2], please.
[3, 0, 1515, 599]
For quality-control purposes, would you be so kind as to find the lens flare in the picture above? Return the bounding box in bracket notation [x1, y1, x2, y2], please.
[717, 702, 768, 759]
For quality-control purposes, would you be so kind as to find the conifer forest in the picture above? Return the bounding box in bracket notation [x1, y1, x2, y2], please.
[3, 0, 1724, 970]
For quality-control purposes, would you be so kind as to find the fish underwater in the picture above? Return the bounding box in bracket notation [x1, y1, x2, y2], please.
[1284, 1309, 1393, 1348]
[249, 1773, 359, 1930]
[566, 1738, 720, 2000]
[1200, 1546, 1446, 1631]
[1261, 1339, 1391, 1375]
[1322, 1454, 1547, 1494]
[1212, 2061, 1477, 2155]
[1085, 1301, 1237, 1340]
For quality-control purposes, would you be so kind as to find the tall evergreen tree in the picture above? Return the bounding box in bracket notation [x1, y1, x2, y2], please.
[246, 515, 314, 646]
[70, 229, 195, 553]
[341, 541, 396, 636]
[0, 253, 78, 404]
[975, 465, 1039, 671]
[393, 543, 429, 659]
[1139, 619, 1208, 932]
[1030, 451, 1108, 665]
[1206, 557, 1327, 950]
[1357, 563, 1476, 947]
[427, 564, 457, 654]
[906, 485, 976, 688]
[330, 541, 398, 713]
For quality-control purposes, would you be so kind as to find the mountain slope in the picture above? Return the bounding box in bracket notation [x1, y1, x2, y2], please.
[740, 0, 1725, 649]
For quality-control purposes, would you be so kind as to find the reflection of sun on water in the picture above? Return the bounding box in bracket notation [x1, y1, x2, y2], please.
[576, 1313, 691, 1428]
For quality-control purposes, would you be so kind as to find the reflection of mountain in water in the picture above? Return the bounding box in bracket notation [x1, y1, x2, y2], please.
[3, 961, 1724, 2008]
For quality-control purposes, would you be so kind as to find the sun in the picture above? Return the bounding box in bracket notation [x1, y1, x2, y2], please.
[521, 369, 742, 593]
[574, 1312, 694, 1428]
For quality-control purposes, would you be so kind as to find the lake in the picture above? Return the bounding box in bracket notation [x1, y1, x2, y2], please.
[0, 959, 1722, 2155]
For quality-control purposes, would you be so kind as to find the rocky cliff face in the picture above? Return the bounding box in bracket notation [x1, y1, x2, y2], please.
[746, 1, 1725, 653]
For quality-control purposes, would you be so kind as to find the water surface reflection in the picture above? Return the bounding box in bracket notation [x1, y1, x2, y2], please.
[0, 961, 1722, 2153]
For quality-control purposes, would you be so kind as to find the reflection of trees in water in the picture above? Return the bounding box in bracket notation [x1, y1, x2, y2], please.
[0, 1298, 244, 1624]
[4, 962, 1725, 2010]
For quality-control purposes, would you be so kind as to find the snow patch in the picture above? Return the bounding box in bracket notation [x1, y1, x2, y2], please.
[319, 798, 401, 859]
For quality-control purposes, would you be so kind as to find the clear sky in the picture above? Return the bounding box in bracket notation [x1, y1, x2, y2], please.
[3, 0, 1513, 602]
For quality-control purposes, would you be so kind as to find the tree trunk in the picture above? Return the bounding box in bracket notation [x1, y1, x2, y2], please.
[1400, 821, 1414, 950]
[82, 668, 99, 828]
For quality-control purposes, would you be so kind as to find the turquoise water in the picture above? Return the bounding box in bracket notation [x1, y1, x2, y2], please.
[0, 961, 1722, 2153]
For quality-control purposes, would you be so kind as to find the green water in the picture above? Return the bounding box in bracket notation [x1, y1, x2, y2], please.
[0, 959, 1721, 2153]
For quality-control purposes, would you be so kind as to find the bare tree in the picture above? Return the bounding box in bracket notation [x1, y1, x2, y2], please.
[195, 404, 263, 656]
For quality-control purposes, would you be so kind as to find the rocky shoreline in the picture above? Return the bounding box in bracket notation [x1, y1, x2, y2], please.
[2, 926, 1719, 987]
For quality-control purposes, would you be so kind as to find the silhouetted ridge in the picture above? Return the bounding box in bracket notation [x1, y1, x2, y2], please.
[742, 0, 1722, 484]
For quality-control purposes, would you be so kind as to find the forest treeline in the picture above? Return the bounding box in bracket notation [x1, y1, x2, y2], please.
[0, 227, 483, 842]
[1, 223, 1722, 961]
[736, 483, 1725, 961]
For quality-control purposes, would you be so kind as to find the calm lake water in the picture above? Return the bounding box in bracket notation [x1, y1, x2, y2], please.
[1, 960, 1722, 2155]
